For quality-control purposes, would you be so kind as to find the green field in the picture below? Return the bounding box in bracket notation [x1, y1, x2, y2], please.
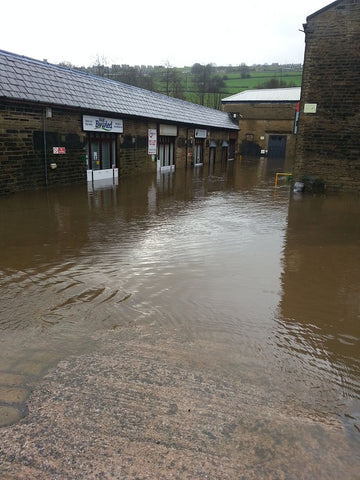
[222, 71, 302, 94]
[153, 67, 303, 105]
[79, 62, 303, 108]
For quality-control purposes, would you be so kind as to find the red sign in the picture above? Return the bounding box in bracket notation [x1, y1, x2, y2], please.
[53, 147, 66, 154]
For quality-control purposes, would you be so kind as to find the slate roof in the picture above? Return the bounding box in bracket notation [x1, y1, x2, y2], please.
[222, 87, 301, 104]
[0, 50, 238, 131]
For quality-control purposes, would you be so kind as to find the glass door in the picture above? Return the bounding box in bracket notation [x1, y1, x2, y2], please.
[86, 133, 116, 171]
[158, 136, 175, 168]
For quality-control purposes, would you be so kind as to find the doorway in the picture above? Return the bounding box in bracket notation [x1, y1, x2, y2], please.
[158, 136, 175, 171]
[86, 132, 117, 182]
[268, 135, 287, 159]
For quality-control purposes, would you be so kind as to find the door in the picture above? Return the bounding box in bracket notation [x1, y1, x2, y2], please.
[158, 136, 175, 170]
[194, 139, 204, 165]
[268, 135, 287, 159]
[86, 132, 117, 182]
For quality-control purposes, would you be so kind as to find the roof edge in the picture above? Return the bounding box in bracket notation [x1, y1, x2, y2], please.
[0, 49, 239, 131]
[307, 0, 343, 21]
[222, 100, 299, 104]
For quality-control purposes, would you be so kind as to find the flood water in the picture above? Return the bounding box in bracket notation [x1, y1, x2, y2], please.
[0, 159, 359, 472]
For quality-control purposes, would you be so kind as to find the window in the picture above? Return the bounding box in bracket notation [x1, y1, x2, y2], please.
[194, 138, 204, 165]
[158, 136, 175, 168]
[86, 132, 116, 171]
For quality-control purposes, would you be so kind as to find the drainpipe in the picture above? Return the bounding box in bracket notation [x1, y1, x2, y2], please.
[43, 109, 48, 187]
[185, 128, 189, 169]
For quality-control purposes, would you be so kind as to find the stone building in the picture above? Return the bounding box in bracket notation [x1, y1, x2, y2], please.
[294, 0, 360, 192]
[0, 50, 238, 195]
[222, 88, 300, 161]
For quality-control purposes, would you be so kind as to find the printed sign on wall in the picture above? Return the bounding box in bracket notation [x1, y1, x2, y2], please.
[53, 147, 66, 154]
[195, 129, 207, 138]
[159, 124, 177, 136]
[83, 115, 124, 133]
[304, 103, 317, 114]
[148, 129, 157, 155]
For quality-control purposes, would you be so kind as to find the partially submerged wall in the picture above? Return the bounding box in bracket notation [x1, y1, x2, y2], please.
[294, 0, 360, 192]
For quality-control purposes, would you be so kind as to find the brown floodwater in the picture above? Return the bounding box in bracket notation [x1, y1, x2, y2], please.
[0, 159, 359, 463]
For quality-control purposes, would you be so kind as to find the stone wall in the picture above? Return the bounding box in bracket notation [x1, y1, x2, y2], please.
[0, 102, 87, 194]
[294, 0, 360, 192]
[118, 118, 156, 176]
[0, 101, 234, 194]
[118, 122, 231, 175]
[222, 102, 297, 158]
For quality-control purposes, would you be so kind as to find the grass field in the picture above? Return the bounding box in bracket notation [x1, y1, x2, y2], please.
[84, 62, 303, 107]
[223, 71, 302, 94]
[154, 67, 302, 104]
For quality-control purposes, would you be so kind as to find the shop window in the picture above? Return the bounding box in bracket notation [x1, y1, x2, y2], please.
[194, 138, 204, 165]
[158, 136, 175, 167]
[86, 132, 116, 171]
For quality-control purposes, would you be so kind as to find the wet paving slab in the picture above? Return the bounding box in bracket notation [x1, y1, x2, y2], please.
[1, 322, 359, 480]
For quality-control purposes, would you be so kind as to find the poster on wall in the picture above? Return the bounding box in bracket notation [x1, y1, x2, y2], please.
[148, 129, 157, 155]
[83, 115, 124, 133]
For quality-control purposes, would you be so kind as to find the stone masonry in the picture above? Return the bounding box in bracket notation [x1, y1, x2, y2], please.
[294, 0, 360, 192]
[222, 101, 298, 159]
[0, 102, 87, 194]
[0, 101, 233, 194]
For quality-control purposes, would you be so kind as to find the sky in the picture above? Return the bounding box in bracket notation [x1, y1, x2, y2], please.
[1, 0, 331, 68]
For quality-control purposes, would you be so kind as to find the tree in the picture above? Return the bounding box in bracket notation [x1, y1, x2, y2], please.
[168, 68, 186, 100]
[92, 54, 109, 77]
[239, 63, 250, 79]
[191, 63, 214, 105]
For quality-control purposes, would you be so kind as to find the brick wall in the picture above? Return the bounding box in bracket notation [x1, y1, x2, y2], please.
[294, 0, 360, 192]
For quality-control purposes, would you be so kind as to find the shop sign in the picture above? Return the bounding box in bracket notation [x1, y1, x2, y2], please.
[148, 129, 157, 155]
[83, 115, 124, 133]
[195, 129, 207, 138]
[195, 128, 207, 138]
[159, 124, 177, 136]
[53, 147, 66, 154]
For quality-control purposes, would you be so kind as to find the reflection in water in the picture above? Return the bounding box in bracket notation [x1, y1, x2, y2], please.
[278, 193, 360, 439]
[0, 159, 359, 465]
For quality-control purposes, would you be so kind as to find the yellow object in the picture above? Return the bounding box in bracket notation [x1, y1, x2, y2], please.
[274, 172, 292, 191]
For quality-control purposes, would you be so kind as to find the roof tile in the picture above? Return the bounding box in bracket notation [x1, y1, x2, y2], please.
[0, 50, 238, 130]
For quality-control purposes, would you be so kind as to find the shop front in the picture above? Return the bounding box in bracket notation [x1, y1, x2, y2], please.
[83, 115, 123, 182]
[157, 124, 177, 172]
[194, 128, 207, 166]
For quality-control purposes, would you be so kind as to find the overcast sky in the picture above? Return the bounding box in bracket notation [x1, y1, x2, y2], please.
[2, 0, 331, 68]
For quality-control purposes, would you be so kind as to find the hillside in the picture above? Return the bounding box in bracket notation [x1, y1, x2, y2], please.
[62, 61, 302, 110]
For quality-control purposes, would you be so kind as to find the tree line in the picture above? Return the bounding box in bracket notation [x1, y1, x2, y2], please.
[58, 57, 302, 110]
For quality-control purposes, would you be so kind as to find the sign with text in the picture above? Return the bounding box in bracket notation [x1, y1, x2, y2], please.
[304, 103, 317, 114]
[53, 147, 66, 154]
[159, 124, 177, 136]
[148, 129, 157, 155]
[195, 129, 207, 139]
[83, 115, 124, 133]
